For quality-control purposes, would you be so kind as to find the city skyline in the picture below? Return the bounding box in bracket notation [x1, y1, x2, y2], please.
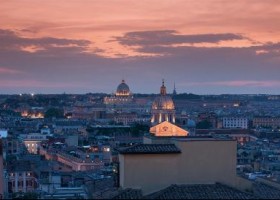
[1, 0, 280, 94]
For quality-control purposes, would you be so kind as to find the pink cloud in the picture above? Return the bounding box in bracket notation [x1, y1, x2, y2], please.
[0, 67, 22, 74]
[0, 79, 85, 88]
[186, 80, 280, 87]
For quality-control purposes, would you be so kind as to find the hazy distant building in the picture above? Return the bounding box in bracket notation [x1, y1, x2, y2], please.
[21, 133, 48, 154]
[54, 120, 86, 134]
[4, 137, 22, 155]
[113, 112, 138, 125]
[253, 116, 280, 128]
[71, 102, 106, 120]
[151, 81, 175, 125]
[104, 80, 133, 105]
[197, 112, 218, 128]
[222, 117, 248, 129]
[7, 161, 37, 194]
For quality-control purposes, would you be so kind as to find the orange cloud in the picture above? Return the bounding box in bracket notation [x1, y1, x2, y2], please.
[0, 0, 279, 57]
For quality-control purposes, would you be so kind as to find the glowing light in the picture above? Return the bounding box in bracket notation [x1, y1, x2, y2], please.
[104, 147, 110, 152]
[21, 111, 28, 117]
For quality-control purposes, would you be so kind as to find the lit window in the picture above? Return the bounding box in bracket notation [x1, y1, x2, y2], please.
[104, 147, 110, 152]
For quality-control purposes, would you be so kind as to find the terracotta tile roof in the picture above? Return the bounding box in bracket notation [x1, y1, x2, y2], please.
[117, 144, 181, 154]
[106, 182, 280, 199]
[7, 160, 32, 172]
[253, 182, 280, 199]
[145, 183, 256, 199]
[111, 188, 142, 199]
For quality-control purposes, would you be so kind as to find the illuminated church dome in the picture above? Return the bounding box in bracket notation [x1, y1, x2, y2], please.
[152, 81, 175, 110]
[116, 80, 131, 96]
[151, 80, 176, 125]
[152, 96, 175, 110]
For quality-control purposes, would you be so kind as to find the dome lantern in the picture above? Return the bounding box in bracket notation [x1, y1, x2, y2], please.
[160, 79, 167, 96]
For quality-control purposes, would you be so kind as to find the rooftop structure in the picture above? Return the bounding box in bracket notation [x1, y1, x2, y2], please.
[118, 137, 237, 194]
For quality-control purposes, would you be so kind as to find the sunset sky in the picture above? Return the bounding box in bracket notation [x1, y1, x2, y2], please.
[1, 0, 280, 94]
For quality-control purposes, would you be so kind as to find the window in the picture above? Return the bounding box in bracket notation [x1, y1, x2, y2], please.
[26, 180, 32, 186]
[18, 181, 23, 187]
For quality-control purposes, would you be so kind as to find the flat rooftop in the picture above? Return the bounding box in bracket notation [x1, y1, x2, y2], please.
[145, 134, 235, 142]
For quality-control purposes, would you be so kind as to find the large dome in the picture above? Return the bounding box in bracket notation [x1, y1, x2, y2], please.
[116, 80, 130, 96]
[151, 80, 176, 124]
[152, 95, 175, 110]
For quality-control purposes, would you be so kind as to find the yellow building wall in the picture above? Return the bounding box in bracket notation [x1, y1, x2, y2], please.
[120, 153, 180, 194]
[120, 139, 237, 195]
[174, 140, 237, 187]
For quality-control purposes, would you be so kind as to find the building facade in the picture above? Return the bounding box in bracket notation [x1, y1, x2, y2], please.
[222, 117, 248, 129]
[7, 161, 37, 194]
[253, 117, 280, 128]
[21, 133, 48, 154]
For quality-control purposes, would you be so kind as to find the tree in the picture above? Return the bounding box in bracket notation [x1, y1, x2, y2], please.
[44, 107, 64, 118]
[196, 120, 212, 129]
[23, 192, 39, 199]
[130, 123, 149, 137]
[12, 192, 39, 199]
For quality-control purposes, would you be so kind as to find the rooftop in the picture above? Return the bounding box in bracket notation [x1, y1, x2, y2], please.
[55, 120, 85, 126]
[146, 183, 256, 199]
[110, 183, 257, 199]
[253, 182, 280, 199]
[112, 189, 142, 199]
[117, 144, 181, 154]
[7, 160, 32, 172]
